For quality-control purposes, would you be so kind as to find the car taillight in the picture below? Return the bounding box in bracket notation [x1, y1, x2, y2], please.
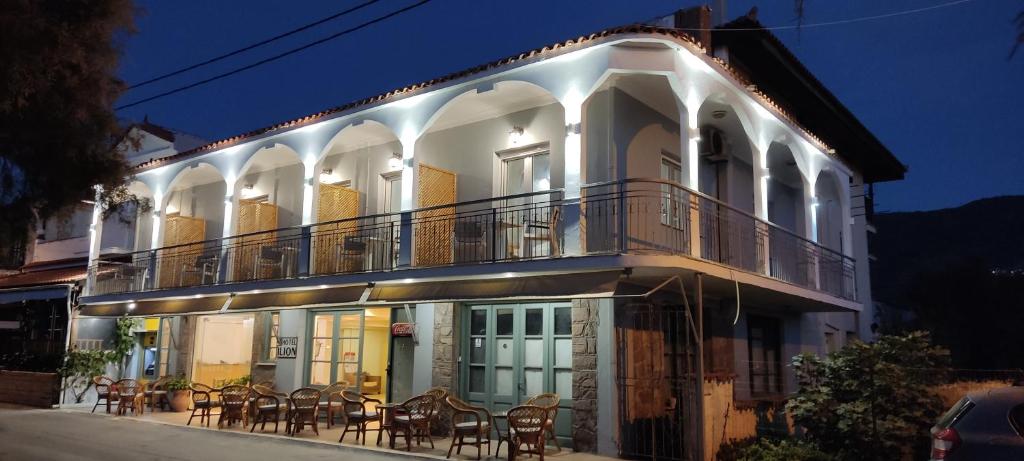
[931, 427, 961, 459]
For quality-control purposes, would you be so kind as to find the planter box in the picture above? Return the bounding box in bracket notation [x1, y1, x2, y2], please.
[0, 370, 60, 408]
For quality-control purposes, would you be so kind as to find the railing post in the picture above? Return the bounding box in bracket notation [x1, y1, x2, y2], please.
[689, 194, 702, 258]
[491, 208, 498, 262]
[297, 226, 311, 277]
[757, 221, 771, 277]
[618, 184, 628, 253]
[397, 211, 413, 268]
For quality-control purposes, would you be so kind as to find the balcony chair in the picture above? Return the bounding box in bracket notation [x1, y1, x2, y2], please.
[446, 396, 493, 460]
[255, 246, 286, 280]
[110, 263, 146, 293]
[518, 207, 560, 259]
[187, 383, 221, 427]
[335, 236, 367, 273]
[316, 380, 349, 428]
[249, 385, 288, 433]
[91, 376, 118, 414]
[181, 253, 219, 286]
[453, 220, 486, 263]
[114, 379, 143, 416]
[391, 394, 436, 451]
[218, 385, 250, 429]
[338, 389, 381, 445]
[287, 387, 322, 436]
[524, 392, 560, 451]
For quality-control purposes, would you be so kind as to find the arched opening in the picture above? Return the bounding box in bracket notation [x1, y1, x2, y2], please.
[113, 180, 155, 253]
[235, 144, 304, 230]
[696, 98, 755, 212]
[815, 170, 844, 253]
[765, 143, 806, 235]
[159, 163, 226, 288]
[312, 121, 402, 275]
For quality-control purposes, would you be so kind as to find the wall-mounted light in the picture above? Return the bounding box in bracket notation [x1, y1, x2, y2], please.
[811, 198, 820, 207]
[240, 183, 260, 199]
[712, 110, 728, 119]
[127, 302, 137, 311]
[319, 168, 342, 184]
[388, 153, 403, 172]
[165, 204, 179, 215]
[508, 126, 525, 145]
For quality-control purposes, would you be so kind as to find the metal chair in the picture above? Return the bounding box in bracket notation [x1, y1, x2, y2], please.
[454, 220, 486, 263]
[506, 405, 548, 461]
[335, 236, 367, 273]
[255, 246, 285, 280]
[525, 392, 561, 450]
[249, 385, 288, 433]
[187, 383, 221, 427]
[316, 381, 349, 428]
[218, 385, 250, 428]
[338, 389, 381, 444]
[446, 396, 492, 460]
[391, 394, 436, 451]
[181, 253, 218, 285]
[287, 387, 321, 436]
[91, 376, 118, 414]
[114, 379, 143, 416]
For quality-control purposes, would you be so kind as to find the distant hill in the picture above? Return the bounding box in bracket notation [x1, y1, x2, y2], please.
[870, 195, 1024, 307]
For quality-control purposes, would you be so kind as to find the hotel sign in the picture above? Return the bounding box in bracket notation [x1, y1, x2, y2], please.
[277, 337, 298, 359]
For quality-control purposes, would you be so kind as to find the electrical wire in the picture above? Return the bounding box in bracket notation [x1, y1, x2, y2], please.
[116, 0, 432, 110]
[648, 0, 974, 32]
[127, 0, 382, 90]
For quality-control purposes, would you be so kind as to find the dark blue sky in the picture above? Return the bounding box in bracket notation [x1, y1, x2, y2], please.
[115, 0, 1024, 212]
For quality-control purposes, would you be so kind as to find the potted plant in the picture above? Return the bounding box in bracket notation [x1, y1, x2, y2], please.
[164, 375, 191, 412]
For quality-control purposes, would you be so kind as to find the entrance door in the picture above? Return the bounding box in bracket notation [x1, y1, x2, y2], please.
[309, 311, 364, 389]
[463, 302, 573, 446]
[388, 307, 416, 403]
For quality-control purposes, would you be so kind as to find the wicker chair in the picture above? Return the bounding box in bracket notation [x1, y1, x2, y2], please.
[91, 376, 118, 414]
[446, 396, 492, 460]
[287, 387, 321, 436]
[115, 379, 143, 416]
[338, 389, 381, 444]
[249, 385, 288, 433]
[391, 394, 436, 451]
[525, 392, 561, 450]
[316, 381, 349, 429]
[506, 405, 548, 461]
[187, 383, 221, 427]
[423, 387, 450, 437]
[218, 385, 250, 428]
[143, 376, 171, 411]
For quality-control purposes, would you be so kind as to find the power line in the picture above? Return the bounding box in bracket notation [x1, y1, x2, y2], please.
[127, 0, 382, 90]
[116, 0, 432, 110]
[651, 0, 975, 32]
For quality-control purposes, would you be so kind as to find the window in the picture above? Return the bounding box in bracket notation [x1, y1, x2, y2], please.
[747, 315, 782, 397]
[499, 145, 551, 201]
[824, 331, 837, 353]
[265, 312, 280, 361]
[660, 154, 684, 228]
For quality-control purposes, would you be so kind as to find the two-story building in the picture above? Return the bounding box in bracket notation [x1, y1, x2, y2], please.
[74, 7, 904, 459]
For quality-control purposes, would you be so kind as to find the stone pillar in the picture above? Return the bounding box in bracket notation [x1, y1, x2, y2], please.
[431, 302, 458, 435]
[571, 299, 599, 452]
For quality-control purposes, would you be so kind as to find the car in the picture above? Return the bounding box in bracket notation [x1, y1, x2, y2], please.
[930, 385, 1024, 460]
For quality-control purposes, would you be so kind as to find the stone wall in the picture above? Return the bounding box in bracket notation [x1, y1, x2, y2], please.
[173, 316, 195, 377]
[249, 312, 276, 385]
[431, 303, 457, 435]
[0, 371, 60, 408]
[571, 299, 599, 452]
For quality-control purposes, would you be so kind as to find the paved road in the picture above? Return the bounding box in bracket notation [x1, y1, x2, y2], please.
[0, 407, 412, 461]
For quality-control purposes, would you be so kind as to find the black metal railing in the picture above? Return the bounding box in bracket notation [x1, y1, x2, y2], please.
[86, 179, 855, 301]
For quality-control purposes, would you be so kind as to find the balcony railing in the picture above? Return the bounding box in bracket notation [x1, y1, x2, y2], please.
[86, 180, 855, 301]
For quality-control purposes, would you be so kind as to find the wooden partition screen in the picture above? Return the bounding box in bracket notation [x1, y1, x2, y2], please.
[414, 163, 457, 266]
[158, 214, 206, 288]
[313, 183, 360, 274]
[234, 199, 279, 280]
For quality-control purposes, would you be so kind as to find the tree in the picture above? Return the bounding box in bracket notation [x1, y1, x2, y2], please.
[59, 349, 109, 403]
[0, 1, 137, 247]
[786, 332, 950, 461]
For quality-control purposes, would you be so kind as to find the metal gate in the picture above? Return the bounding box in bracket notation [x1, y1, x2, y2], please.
[616, 301, 702, 461]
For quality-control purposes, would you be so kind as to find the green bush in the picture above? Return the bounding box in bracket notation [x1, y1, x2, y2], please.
[786, 331, 949, 460]
[58, 349, 110, 403]
[717, 438, 835, 461]
[164, 375, 189, 392]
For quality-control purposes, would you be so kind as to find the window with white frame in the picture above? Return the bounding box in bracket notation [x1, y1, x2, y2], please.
[381, 172, 402, 214]
[498, 144, 551, 201]
[660, 153, 684, 228]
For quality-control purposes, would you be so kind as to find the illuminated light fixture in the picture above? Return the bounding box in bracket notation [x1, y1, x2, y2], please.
[502, 272, 516, 278]
[127, 302, 137, 310]
[251, 289, 261, 294]
[811, 198, 820, 207]
[388, 153, 403, 172]
[711, 110, 727, 119]
[318, 284, 329, 289]
[193, 294, 202, 299]
[745, 84, 758, 92]
[319, 168, 342, 184]
[508, 126, 525, 145]
[401, 278, 415, 284]
[165, 204, 179, 215]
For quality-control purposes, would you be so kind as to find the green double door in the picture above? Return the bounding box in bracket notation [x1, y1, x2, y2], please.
[462, 302, 573, 447]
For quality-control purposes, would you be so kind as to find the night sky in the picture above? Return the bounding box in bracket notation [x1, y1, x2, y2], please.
[114, 0, 1024, 212]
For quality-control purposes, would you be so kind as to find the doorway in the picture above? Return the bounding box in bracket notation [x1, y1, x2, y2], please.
[461, 302, 573, 447]
[308, 308, 391, 401]
[191, 314, 255, 387]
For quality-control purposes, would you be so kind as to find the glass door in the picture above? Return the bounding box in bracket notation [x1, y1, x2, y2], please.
[308, 310, 366, 391]
[463, 302, 574, 446]
[388, 307, 416, 404]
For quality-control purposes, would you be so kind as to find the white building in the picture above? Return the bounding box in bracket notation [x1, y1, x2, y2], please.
[75, 8, 904, 458]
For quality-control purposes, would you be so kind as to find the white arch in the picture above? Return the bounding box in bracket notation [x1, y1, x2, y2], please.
[416, 80, 563, 138]
[315, 119, 401, 164]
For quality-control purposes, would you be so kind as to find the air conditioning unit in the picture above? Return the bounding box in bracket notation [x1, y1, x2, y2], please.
[699, 127, 729, 163]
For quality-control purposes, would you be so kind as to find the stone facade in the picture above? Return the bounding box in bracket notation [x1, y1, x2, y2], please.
[431, 303, 458, 435]
[571, 298, 599, 452]
[249, 311, 276, 385]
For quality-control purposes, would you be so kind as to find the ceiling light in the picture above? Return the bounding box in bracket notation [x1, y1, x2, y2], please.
[712, 110, 727, 119]
[508, 126, 525, 145]
[388, 153, 403, 172]
[127, 302, 137, 310]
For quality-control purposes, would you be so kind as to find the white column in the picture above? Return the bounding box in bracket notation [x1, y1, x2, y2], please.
[301, 156, 317, 225]
[562, 98, 583, 256]
[752, 143, 769, 221]
[683, 111, 702, 258]
[86, 186, 104, 264]
[397, 133, 417, 267]
[150, 190, 164, 250]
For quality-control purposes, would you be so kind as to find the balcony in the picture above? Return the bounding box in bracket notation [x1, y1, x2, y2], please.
[86, 180, 855, 301]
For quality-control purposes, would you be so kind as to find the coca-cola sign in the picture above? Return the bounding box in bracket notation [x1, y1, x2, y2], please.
[391, 322, 415, 337]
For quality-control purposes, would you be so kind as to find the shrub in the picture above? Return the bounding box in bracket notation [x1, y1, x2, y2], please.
[164, 375, 189, 392]
[717, 437, 835, 461]
[786, 331, 949, 460]
[58, 349, 109, 403]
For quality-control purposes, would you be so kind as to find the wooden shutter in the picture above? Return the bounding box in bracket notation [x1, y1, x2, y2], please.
[234, 199, 279, 280]
[158, 214, 206, 288]
[415, 163, 457, 266]
[313, 183, 360, 274]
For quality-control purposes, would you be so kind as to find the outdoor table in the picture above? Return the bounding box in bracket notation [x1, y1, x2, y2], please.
[375, 402, 402, 446]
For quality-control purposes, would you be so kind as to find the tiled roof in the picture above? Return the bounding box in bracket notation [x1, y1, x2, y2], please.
[0, 266, 87, 289]
[133, 24, 707, 170]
